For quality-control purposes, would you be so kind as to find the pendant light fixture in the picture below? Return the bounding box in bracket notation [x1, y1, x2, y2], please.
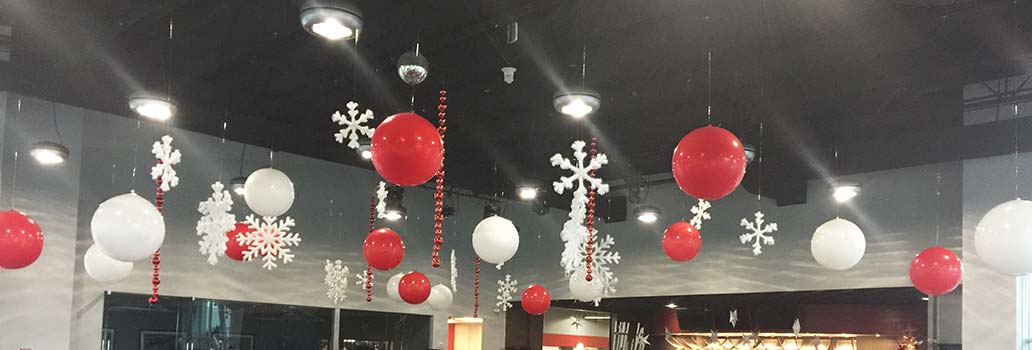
[129, 93, 177, 121]
[554, 46, 600, 118]
[30, 101, 70, 165]
[229, 144, 247, 197]
[300, 0, 363, 41]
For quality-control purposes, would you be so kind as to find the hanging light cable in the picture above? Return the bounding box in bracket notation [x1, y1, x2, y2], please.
[31, 101, 70, 165]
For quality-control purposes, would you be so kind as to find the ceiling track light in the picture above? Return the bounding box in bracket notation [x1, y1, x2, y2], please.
[300, 0, 363, 41]
[30, 141, 69, 165]
[831, 181, 862, 203]
[128, 93, 177, 121]
[634, 205, 661, 224]
[553, 87, 601, 118]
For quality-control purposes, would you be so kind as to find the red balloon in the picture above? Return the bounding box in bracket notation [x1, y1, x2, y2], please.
[909, 246, 963, 296]
[0, 210, 43, 269]
[521, 284, 551, 315]
[363, 228, 405, 270]
[663, 222, 702, 262]
[225, 223, 256, 262]
[671, 126, 747, 200]
[399, 271, 431, 304]
[371, 113, 444, 186]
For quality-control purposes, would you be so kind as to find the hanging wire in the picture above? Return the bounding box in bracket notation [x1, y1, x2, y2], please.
[9, 151, 17, 210]
[581, 45, 587, 85]
[268, 149, 274, 167]
[935, 168, 942, 246]
[166, 15, 175, 104]
[219, 120, 227, 182]
[237, 144, 246, 176]
[756, 122, 765, 209]
[707, 50, 712, 124]
[1014, 103, 1020, 198]
[130, 120, 142, 192]
[51, 102, 64, 145]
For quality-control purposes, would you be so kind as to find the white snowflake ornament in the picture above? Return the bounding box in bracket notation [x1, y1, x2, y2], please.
[494, 274, 518, 313]
[450, 249, 458, 293]
[376, 181, 388, 219]
[739, 211, 777, 256]
[356, 269, 373, 288]
[324, 260, 349, 305]
[578, 233, 621, 305]
[729, 309, 738, 328]
[238, 214, 302, 269]
[633, 323, 651, 350]
[551, 140, 610, 275]
[196, 181, 236, 265]
[689, 199, 711, 229]
[332, 101, 376, 149]
[151, 135, 182, 191]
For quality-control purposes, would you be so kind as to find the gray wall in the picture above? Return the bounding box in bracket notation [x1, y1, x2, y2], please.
[0, 91, 1026, 350]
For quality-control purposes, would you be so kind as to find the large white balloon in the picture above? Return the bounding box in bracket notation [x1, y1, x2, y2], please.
[91, 193, 165, 262]
[84, 244, 134, 283]
[427, 284, 453, 310]
[386, 272, 405, 302]
[569, 269, 604, 302]
[811, 218, 866, 271]
[976, 199, 1032, 276]
[472, 216, 520, 267]
[244, 168, 295, 217]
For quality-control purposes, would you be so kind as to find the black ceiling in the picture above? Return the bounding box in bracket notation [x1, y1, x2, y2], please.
[2, 0, 1032, 204]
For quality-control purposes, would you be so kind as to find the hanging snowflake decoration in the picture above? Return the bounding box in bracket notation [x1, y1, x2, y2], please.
[450, 249, 458, 293]
[689, 199, 711, 229]
[632, 323, 651, 350]
[238, 214, 302, 270]
[729, 309, 738, 328]
[739, 211, 777, 256]
[196, 181, 236, 265]
[151, 135, 182, 191]
[551, 140, 609, 274]
[332, 101, 376, 149]
[578, 233, 621, 304]
[570, 316, 583, 329]
[324, 260, 349, 305]
[355, 269, 372, 288]
[494, 274, 518, 313]
[376, 181, 388, 219]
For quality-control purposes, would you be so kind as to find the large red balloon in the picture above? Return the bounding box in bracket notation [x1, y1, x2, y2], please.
[225, 223, 256, 262]
[671, 126, 747, 200]
[0, 210, 43, 269]
[909, 246, 963, 296]
[371, 113, 444, 186]
[363, 228, 405, 270]
[663, 222, 702, 262]
[399, 271, 431, 304]
[521, 284, 551, 315]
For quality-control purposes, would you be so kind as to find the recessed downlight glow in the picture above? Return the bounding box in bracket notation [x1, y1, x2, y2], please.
[311, 19, 354, 40]
[831, 182, 862, 203]
[30, 142, 69, 165]
[517, 186, 539, 200]
[129, 96, 176, 121]
[561, 99, 594, 118]
[384, 209, 404, 221]
[665, 303, 678, 309]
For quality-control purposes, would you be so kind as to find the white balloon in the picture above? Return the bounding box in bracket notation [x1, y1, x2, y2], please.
[976, 199, 1032, 276]
[91, 193, 165, 262]
[386, 272, 405, 302]
[244, 168, 295, 217]
[569, 269, 604, 302]
[427, 284, 453, 310]
[472, 216, 520, 267]
[84, 244, 134, 283]
[811, 218, 866, 271]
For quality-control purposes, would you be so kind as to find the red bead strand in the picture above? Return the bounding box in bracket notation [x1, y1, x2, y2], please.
[366, 267, 373, 302]
[149, 161, 165, 305]
[584, 138, 598, 282]
[367, 193, 376, 302]
[432, 90, 448, 268]
[473, 256, 481, 317]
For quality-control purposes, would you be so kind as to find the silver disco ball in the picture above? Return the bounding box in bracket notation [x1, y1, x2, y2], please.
[397, 51, 429, 85]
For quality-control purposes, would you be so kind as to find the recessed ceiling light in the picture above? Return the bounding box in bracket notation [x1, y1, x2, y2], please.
[553, 87, 600, 118]
[383, 207, 406, 221]
[517, 185, 539, 201]
[229, 176, 247, 196]
[128, 93, 176, 121]
[300, 0, 363, 41]
[831, 181, 862, 203]
[634, 206, 661, 224]
[29, 141, 69, 165]
[357, 141, 372, 160]
[665, 303, 678, 309]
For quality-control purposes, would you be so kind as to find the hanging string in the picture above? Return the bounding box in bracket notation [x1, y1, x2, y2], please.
[166, 15, 175, 103]
[584, 138, 598, 281]
[130, 120, 142, 192]
[473, 256, 481, 317]
[756, 122, 765, 210]
[432, 89, 448, 268]
[10, 151, 18, 210]
[51, 102, 64, 146]
[268, 149, 274, 168]
[218, 120, 227, 182]
[834, 147, 841, 217]
[1013, 104, 1020, 198]
[707, 50, 712, 125]
[581, 45, 587, 86]
[935, 169, 942, 246]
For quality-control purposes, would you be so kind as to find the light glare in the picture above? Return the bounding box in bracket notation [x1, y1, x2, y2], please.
[311, 19, 354, 40]
[832, 185, 860, 203]
[561, 99, 593, 118]
[517, 186, 538, 200]
[31, 148, 65, 165]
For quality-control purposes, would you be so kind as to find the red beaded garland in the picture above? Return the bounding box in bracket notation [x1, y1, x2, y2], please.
[150, 164, 164, 305]
[367, 193, 376, 302]
[473, 256, 481, 317]
[584, 138, 598, 282]
[432, 90, 448, 268]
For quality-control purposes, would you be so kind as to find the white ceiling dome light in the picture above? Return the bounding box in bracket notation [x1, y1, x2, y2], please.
[300, 0, 363, 41]
[553, 87, 601, 118]
[30, 141, 69, 165]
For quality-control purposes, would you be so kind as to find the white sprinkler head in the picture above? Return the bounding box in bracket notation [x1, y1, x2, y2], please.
[501, 66, 517, 84]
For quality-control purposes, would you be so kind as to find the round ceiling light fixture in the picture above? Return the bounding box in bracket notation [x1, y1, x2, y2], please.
[300, 0, 363, 41]
[30, 141, 69, 165]
[553, 87, 600, 118]
[516, 185, 540, 201]
[357, 140, 372, 160]
[634, 205, 661, 224]
[229, 176, 248, 197]
[831, 181, 862, 203]
[128, 93, 177, 121]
